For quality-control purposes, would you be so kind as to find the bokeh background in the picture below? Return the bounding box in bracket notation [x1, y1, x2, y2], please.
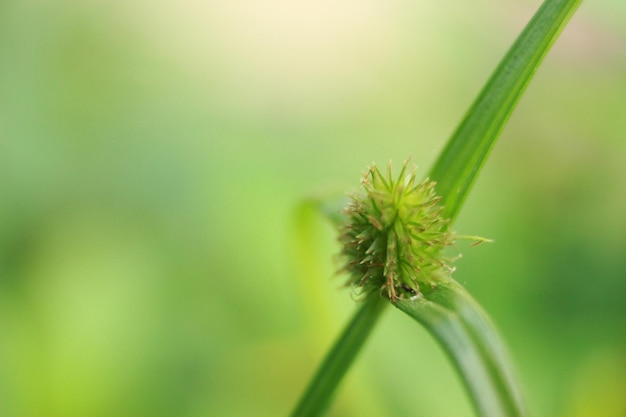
[1, 0, 625, 416]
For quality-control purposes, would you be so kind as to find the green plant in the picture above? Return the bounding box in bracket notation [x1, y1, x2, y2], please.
[290, 0, 582, 416]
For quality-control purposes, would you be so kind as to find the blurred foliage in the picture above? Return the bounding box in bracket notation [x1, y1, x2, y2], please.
[0, 1, 625, 416]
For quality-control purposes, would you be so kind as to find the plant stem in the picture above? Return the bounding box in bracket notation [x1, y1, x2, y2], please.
[290, 295, 387, 417]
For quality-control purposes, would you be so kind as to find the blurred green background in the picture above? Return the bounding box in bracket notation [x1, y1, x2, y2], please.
[1, 1, 625, 416]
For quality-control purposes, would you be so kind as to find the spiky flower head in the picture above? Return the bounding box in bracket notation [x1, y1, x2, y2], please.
[340, 162, 455, 301]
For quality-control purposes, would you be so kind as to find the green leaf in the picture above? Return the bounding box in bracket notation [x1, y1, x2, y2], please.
[430, 0, 582, 222]
[290, 295, 387, 417]
[395, 281, 528, 417]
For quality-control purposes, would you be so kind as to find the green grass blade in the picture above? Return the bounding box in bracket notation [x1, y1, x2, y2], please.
[438, 281, 528, 417]
[290, 295, 387, 417]
[299, 196, 349, 229]
[395, 281, 527, 417]
[429, 0, 582, 222]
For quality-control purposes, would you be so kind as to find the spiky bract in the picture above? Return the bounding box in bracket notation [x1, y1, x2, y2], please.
[340, 162, 455, 301]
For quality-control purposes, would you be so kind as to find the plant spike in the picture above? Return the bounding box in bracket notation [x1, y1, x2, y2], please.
[340, 161, 455, 301]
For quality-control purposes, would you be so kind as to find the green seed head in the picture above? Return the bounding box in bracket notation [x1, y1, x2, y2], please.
[340, 162, 455, 301]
